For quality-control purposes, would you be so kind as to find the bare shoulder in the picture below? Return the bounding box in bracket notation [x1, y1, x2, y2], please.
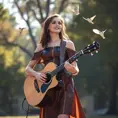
[27, 43, 43, 68]
[34, 43, 43, 52]
[65, 40, 75, 51]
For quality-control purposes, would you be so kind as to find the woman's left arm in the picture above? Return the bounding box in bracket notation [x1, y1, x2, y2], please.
[64, 40, 79, 76]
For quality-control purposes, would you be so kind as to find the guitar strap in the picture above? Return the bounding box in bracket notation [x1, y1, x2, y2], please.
[55, 40, 66, 90]
[60, 40, 66, 64]
[60, 40, 72, 76]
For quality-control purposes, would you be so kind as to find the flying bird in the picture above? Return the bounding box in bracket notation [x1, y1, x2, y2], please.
[71, 6, 80, 15]
[19, 27, 25, 35]
[93, 29, 107, 39]
[83, 15, 96, 24]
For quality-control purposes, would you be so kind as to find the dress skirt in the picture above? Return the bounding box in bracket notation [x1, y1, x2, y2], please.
[39, 73, 86, 118]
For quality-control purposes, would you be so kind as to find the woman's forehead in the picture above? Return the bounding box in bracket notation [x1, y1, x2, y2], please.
[51, 17, 62, 22]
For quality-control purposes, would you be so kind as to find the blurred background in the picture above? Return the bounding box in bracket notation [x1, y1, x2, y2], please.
[0, 0, 118, 117]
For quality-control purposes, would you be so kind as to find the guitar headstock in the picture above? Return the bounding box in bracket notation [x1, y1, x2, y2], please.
[83, 41, 100, 55]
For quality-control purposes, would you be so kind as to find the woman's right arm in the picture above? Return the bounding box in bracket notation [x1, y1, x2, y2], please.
[25, 44, 46, 83]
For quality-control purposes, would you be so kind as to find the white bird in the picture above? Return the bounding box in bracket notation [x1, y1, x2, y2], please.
[83, 15, 96, 24]
[71, 6, 80, 15]
[93, 29, 107, 39]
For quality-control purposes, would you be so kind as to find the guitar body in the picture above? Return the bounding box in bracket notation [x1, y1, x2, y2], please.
[24, 62, 58, 107]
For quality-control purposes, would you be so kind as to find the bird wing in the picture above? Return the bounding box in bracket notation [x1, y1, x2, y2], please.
[83, 17, 87, 20]
[90, 15, 96, 21]
[103, 29, 107, 33]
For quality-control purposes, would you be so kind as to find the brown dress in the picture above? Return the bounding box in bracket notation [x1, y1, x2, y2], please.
[31, 46, 86, 118]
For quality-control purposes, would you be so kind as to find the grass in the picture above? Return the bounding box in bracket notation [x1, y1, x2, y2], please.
[0, 116, 118, 118]
[0, 116, 39, 118]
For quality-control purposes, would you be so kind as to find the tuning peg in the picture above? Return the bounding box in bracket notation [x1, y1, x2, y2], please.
[96, 50, 98, 53]
[91, 53, 94, 56]
[93, 41, 95, 43]
[88, 44, 90, 47]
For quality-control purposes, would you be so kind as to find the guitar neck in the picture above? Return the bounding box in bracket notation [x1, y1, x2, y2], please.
[68, 50, 83, 63]
[51, 50, 83, 76]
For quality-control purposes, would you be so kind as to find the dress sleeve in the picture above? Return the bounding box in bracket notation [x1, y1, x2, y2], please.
[66, 48, 77, 59]
[64, 48, 77, 76]
[31, 50, 42, 64]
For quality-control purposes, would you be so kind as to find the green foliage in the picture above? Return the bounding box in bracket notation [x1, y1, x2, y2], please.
[0, 3, 9, 21]
[0, 3, 25, 115]
[0, 53, 24, 115]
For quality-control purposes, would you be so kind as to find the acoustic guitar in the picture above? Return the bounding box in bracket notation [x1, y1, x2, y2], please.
[24, 41, 100, 108]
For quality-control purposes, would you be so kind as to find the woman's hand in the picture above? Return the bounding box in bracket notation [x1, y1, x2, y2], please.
[35, 72, 47, 83]
[64, 61, 79, 76]
[64, 61, 76, 73]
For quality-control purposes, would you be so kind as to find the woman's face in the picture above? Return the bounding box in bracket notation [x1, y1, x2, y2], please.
[48, 17, 62, 34]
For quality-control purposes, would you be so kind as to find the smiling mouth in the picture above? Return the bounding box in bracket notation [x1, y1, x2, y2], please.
[54, 27, 60, 30]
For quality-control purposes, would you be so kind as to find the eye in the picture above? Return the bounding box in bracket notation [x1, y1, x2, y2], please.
[58, 21, 62, 25]
[52, 21, 56, 24]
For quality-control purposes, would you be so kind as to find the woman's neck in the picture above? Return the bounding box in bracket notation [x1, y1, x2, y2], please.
[49, 33, 60, 42]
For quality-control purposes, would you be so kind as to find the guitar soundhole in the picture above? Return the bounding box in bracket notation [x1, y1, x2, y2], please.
[45, 72, 51, 83]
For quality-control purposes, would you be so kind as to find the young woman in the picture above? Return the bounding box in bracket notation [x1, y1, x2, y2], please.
[25, 14, 86, 118]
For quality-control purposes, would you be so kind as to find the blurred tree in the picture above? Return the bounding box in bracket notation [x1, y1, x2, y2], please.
[0, 3, 25, 115]
[0, 50, 25, 115]
[0, 3, 31, 57]
[11, 0, 80, 58]
[97, 0, 118, 114]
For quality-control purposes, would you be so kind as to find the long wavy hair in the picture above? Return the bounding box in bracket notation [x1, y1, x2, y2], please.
[39, 14, 69, 48]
